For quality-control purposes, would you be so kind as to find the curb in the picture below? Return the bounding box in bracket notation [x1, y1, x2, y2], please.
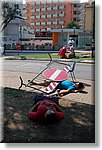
[4, 56, 95, 64]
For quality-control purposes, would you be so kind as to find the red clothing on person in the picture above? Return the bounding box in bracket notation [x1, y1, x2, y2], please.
[28, 99, 64, 122]
[58, 46, 67, 58]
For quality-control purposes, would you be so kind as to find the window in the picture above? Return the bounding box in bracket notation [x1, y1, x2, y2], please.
[14, 4, 19, 9]
[41, 8, 46, 11]
[31, 9, 35, 12]
[74, 4, 77, 7]
[47, 22, 51, 25]
[36, 29, 40, 31]
[36, 1, 40, 5]
[36, 8, 40, 12]
[41, 22, 46, 25]
[54, 0, 58, 2]
[59, 5, 64, 9]
[41, 15, 46, 18]
[59, 21, 64, 24]
[41, 29, 46, 31]
[36, 15, 40, 19]
[42, 0, 46, 4]
[36, 22, 40, 25]
[47, 7, 51, 11]
[53, 21, 57, 24]
[53, 14, 57, 17]
[47, 14, 51, 18]
[47, 0, 52, 3]
[53, 6, 58, 10]
[47, 28, 51, 31]
[31, 1, 35, 5]
[73, 18, 76, 21]
[59, 13, 64, 17]
[31, 22, 34, 25]
[31, 16, 35, 19]
[73, 11, 76, 15]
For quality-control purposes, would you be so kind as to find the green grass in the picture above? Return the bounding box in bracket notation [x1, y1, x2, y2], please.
[4, 87, 24, 96]
[14, 53, 95, 61]
[15, 53, 58, 59]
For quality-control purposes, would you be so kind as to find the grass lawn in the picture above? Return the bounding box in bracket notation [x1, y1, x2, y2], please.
[15, 53, 95, 61]
[3, 87, 95, 143]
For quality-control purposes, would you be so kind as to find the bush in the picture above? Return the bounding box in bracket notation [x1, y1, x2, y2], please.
[20, 56, 26, 60]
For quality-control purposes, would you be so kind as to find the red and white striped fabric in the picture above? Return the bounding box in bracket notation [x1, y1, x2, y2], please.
[63, 66, 70, 73]
[41, 82, 59, 94]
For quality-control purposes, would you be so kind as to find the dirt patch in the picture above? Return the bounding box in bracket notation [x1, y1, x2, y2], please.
[1, 87, 95, 143]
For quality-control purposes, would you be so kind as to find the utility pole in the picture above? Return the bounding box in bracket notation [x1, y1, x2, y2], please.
[92, 1, 95, 58]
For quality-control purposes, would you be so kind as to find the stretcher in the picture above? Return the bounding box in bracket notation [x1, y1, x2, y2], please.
[19, 53, 76, 95]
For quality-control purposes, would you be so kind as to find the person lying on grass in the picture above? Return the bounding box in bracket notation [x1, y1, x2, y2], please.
[28, 98, 64, 123]
[28, 79, 85, 97]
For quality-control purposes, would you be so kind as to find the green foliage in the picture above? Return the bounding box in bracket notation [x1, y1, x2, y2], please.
[66, 21, 80, 29]
[19, 55, 27, 60]
[13, 53, 95, 61]
[1, 2, 22, 32]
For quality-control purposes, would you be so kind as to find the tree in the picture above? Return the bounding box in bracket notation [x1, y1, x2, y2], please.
[66, 21, 80, 29]
[1, 2, 23, 32]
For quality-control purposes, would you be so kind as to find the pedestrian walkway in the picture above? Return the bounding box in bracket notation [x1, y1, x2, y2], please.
[3, 71, 94, 105]
[60, 78, 94, 105]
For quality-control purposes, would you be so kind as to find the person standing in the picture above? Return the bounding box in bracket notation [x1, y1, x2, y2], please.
[68, 37, 75, 47]
[69, 43, 75, 58]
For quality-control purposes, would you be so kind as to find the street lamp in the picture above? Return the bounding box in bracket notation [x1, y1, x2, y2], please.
[92, 1, 95, 58]
[19, 26, 22, 44]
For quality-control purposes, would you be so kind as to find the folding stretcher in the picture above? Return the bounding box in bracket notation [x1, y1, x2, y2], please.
[19, 53, 76, 95]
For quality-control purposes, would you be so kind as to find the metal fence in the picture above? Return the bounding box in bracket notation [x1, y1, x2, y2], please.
[3, 43, 61, 51]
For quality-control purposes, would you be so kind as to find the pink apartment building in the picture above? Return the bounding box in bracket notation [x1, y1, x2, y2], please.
[26, 0, 76, 33]
[26, 0, 81, 46]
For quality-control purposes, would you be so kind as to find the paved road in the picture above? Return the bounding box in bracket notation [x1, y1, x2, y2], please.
[4, 49, 91, 56]
[4, 50, 58, 56]
[3, 59, 94, 80]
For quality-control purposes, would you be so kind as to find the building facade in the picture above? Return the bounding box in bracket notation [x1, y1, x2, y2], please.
[26, 0, 80, 34]
[78, 1, 95, 31]
[78, 3, 86, 30]
[50, 28, 92, 48]
[85, 2, 94, 31]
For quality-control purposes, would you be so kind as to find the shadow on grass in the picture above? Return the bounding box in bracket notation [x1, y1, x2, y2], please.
[2, 87, 95, 143]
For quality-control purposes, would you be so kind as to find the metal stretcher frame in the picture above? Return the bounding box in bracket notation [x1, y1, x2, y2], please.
[19, 53, 75, 95]
[19, 53, 54, 92]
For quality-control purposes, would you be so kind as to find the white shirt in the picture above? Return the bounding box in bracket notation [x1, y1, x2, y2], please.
[68, 39, 75, 45]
